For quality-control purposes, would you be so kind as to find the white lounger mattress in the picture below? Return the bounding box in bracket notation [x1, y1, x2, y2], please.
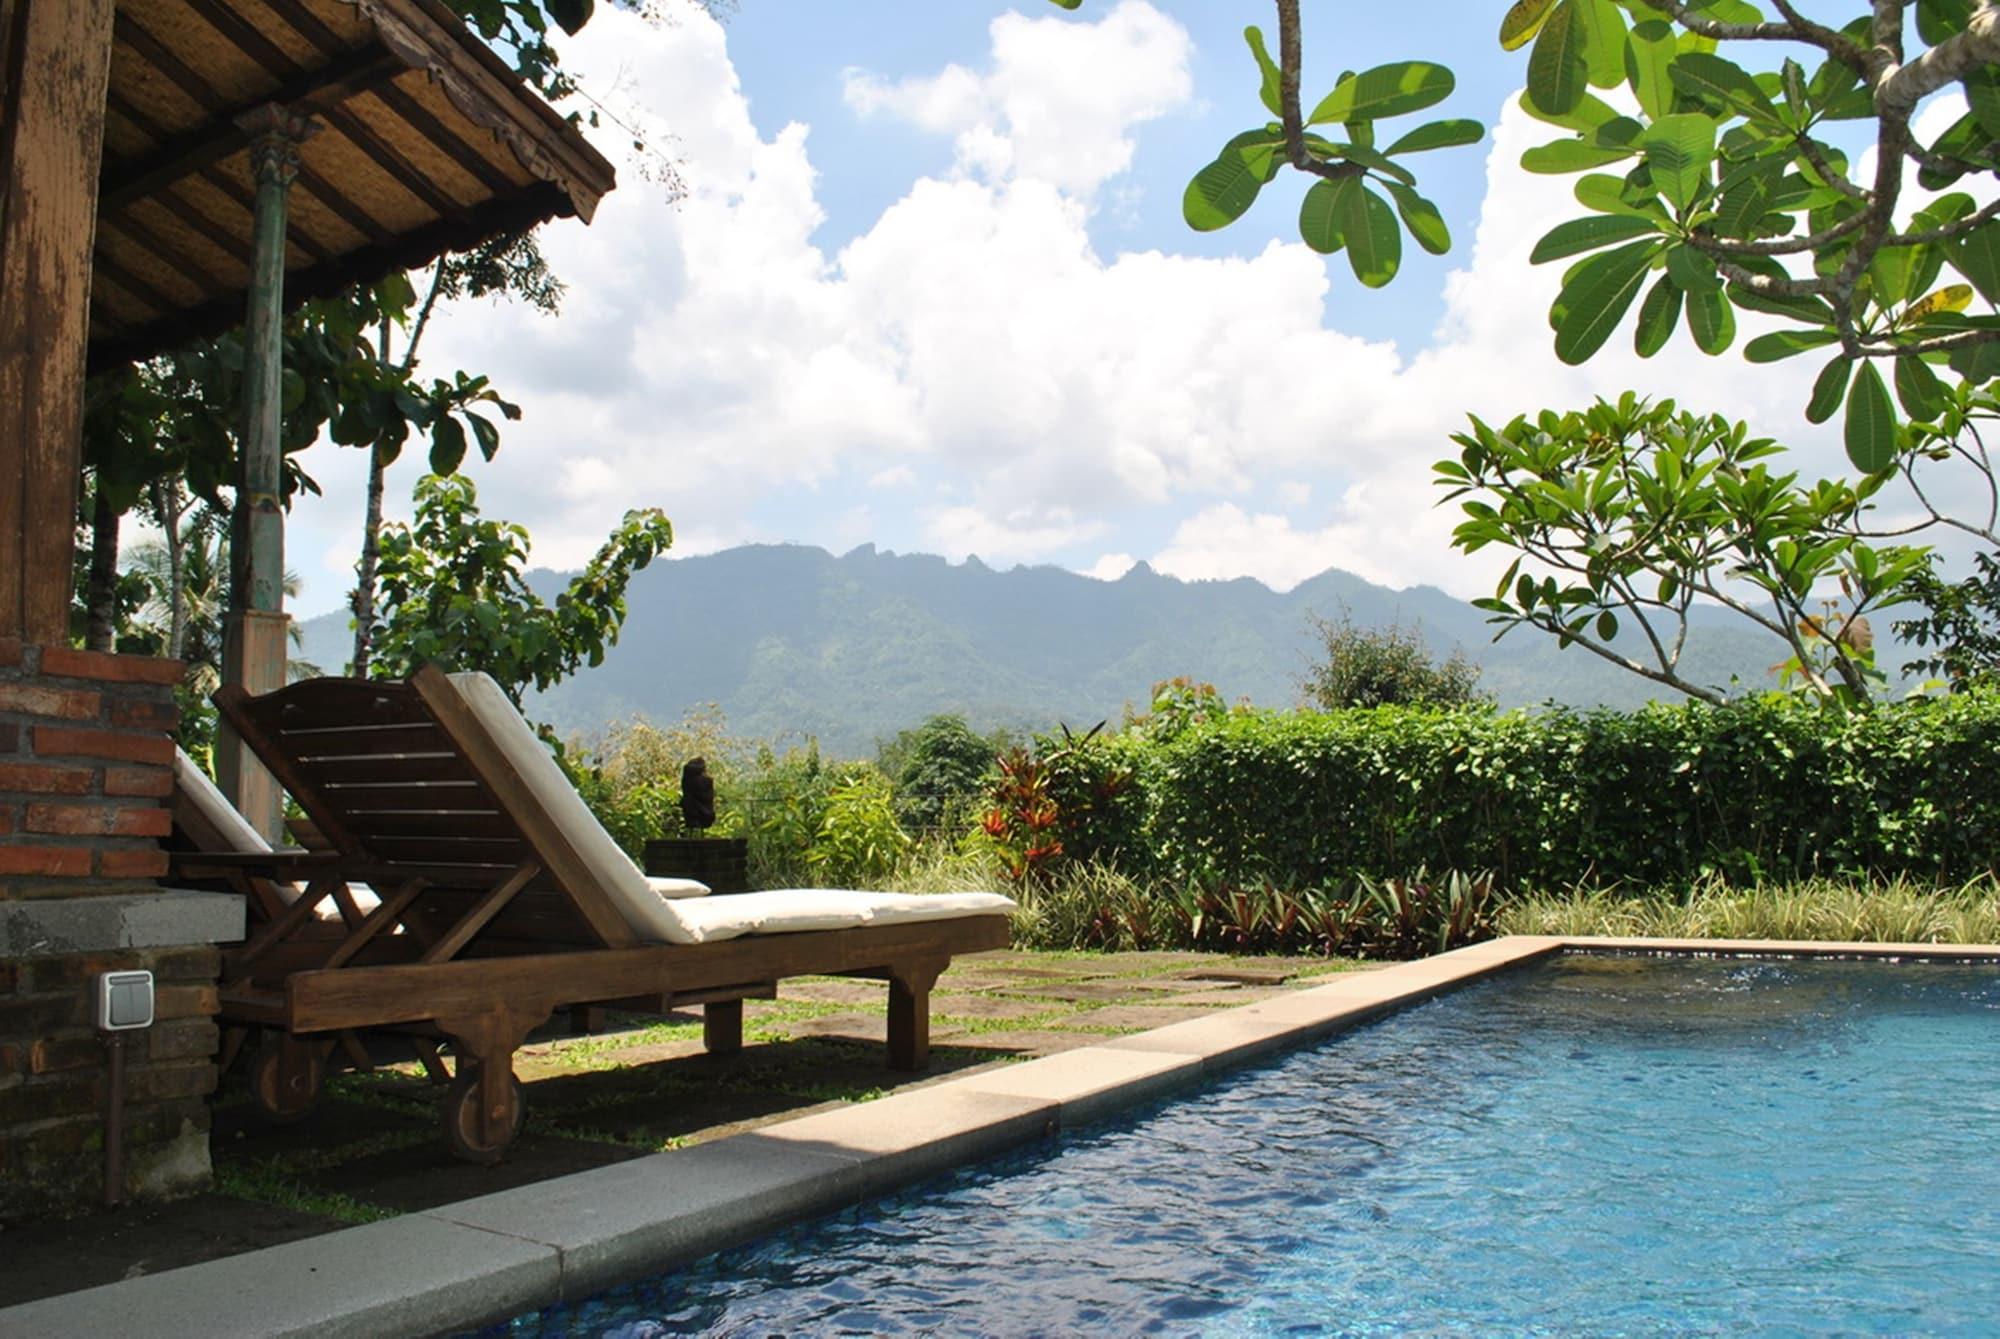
[636, 888, 1016, 946]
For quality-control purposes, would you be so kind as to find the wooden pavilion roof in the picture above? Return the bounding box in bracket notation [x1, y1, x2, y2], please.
[88, 0, 617, 370]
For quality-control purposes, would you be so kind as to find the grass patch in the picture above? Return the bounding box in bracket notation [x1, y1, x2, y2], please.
[1498, 874, 2000, 943]
[213, 1159, 396, 1225]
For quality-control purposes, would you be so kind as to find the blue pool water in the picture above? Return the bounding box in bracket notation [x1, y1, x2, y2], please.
[490, 954, 2000, 1336]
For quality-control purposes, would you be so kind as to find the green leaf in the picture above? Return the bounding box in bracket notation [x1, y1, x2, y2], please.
[1640, 113, 1716, 211]
[1385, 119, 1485, 154]
[1919, 0, 1974, 44]
[1668, 51, 1778, 121]
[1575, 173, 1664, 219]
[429, 413, 468, 475]
[1244, 27, 1283, 118]
[1895, 354, 1949, 422]
[1342, 184, 1403, 287]
[1317, 139, 1416, 185]
[1575, 0, 1626, 88]
[1965, 65, 2000, 141]
[1595, 610, 1619, 641]
[1844, 360, 1898, 473]
[547, 0, 593, 37]
[1521, 138, 1634, 174]
[1624, 20, 1679, 121]
[1520, 89, 1623, 133]
[1309, 62, 1456, 124]
[1728, 281, 1834, 326]
[1743, 329, 1838, 363]
[1525, 0, 1587, 117]
[1713, 159, 1780, 237]
[1634, 274, 1682, 358]
[1552, 238, 1656, 364]
[466, 411, 501, 461]
[1183, 141, 1271, 231]
[1870, 244, 1920, 309]
[1500, 0, 1560, 51]
[1948, 225, 2000, 304]
[1386, 183, 1451, 255]
[1530, 213, 1657, 263]
[1665, 243, 1721, 293]
[1298, 178, 1352, 254]
[1685, 284, 1736, 354]
[1807, 356, 1851, 424]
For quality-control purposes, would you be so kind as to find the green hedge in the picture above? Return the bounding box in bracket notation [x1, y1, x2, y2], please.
[1066, 693, 2000, 890]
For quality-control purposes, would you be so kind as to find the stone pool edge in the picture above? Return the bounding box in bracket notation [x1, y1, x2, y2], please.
[10, 933, 1989, 1337]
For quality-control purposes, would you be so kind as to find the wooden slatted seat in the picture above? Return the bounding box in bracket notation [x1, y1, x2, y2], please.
[202, 666, 1015, 1162]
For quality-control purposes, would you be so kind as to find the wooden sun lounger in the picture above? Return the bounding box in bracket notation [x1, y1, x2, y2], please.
[199, 666, 1013, 1162]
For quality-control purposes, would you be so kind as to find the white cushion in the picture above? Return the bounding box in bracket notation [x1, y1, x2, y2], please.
[174, 748, 271, 855]
[449, 670, 658, 906]
[646, 876, 711, 899]
[443, 672, 1015, 946]
[653, 889, 1017, 945]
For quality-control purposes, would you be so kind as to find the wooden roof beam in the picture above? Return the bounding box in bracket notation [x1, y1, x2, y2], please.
[98, 44, 402, 214]
[104, 89, 336, 264]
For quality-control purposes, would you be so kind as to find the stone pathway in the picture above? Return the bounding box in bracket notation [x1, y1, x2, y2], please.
[0, 949, 1368, 1308]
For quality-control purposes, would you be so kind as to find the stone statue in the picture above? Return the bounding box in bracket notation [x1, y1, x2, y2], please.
[680, 757, 716, 833]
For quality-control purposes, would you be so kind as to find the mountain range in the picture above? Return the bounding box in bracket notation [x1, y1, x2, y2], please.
[296, 542, 1804, 757]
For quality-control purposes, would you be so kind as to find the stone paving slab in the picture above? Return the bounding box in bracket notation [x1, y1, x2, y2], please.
[0, 1210, 561, 1339]
[753, 1086, 1056, 1195]
[949, 1044, 1204, 1128]
[773, 980, 890, 1006]
[1057, 1003, 1219, 1032]
[424, 1133, 870, 1302]
[994, 980, 1149, 1003]
[937, 1028, 1099, 1056]
[929, 992, 1054, 1021]
[1171, 964, 1300, 985]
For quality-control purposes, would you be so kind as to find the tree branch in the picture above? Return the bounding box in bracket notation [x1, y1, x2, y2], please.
[1503, 610, 1727, 704]
[1887, 196, 2000, 246]
[1879, 4, 2000, 112]
[1647, 0, 1870, 69]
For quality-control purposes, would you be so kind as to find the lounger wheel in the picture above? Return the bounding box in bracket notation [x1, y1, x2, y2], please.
[251, 1037, 325, 1124]
[443, 1070, 526, 1164]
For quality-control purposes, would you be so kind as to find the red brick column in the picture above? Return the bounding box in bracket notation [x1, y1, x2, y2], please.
[0, 638, 239, 1218]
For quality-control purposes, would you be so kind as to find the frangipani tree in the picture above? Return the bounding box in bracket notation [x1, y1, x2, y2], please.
[1058, 0, 2000, 699]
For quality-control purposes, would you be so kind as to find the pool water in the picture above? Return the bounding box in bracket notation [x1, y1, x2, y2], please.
[488, 955, 2000, 1336]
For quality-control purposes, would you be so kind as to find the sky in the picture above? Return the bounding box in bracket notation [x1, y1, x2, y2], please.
[281, 0, 1979, 621]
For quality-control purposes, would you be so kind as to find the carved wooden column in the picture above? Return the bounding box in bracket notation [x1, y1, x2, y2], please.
[218, 105, 317, 842]
[0, 0, 116, 644]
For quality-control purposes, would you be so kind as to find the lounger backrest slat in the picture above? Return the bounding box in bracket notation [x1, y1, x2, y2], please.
[220, 676, 618, 949]
[411, 666, 640, 949]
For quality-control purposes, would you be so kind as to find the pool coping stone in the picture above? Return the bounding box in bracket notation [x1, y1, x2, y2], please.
[4, 932, 1981, 1337]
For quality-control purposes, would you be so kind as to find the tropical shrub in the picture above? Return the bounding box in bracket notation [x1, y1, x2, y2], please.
[1301, 612, 1489, 710]
[1138, 694, 2000, 891]
[806, 768, 912, 886]
[883, 713, 1002, 830]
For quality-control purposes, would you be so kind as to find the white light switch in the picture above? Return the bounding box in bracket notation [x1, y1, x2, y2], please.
[96, 971, 154, 1031]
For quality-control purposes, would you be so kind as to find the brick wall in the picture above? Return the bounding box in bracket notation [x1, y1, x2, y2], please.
[0, 639, 180, 894]
[0, 638, 227, 1219]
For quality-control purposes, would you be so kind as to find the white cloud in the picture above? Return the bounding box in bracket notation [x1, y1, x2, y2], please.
[286, 5, 1906, 619]
[843, 0, 1193, 196]
[921, 504, 1106, 565]
[1085, 552, 1138, 581]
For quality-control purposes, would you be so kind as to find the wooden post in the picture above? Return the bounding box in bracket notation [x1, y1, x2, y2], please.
[217, 106, 317, 841]
[0, 0, 117, 644]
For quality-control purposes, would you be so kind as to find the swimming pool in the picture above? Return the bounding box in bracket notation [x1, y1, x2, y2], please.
[483, 953, 2000, 1335]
